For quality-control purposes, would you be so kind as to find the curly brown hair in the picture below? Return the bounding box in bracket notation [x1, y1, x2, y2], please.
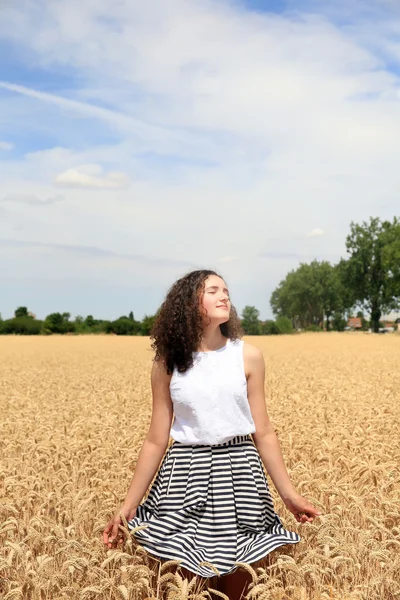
[150, 269, 243, 374]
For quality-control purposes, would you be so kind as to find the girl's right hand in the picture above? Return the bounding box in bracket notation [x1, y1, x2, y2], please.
[103, 504, 137, 549]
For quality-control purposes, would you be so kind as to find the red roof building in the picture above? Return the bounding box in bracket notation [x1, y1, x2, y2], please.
[347, 317, 362, 329]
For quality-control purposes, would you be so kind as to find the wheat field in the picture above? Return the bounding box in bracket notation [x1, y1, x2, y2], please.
[0, 334, 399, 600]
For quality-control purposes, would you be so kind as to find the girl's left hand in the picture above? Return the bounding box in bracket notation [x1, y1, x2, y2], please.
[282, 492, 322, 523]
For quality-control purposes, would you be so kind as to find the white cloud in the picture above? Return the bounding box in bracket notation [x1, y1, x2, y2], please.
[217, 256, 237, 263]
[54, 166, 130, 189]
[306, 228, 326, 237]
[1, 193, 64, 206]
[0, 141, 14, 150]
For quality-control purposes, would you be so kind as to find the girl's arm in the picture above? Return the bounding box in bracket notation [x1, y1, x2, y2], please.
[244, 343, 322, 523]
[122, 358, 174, 510]
[104, 358, 174, 548]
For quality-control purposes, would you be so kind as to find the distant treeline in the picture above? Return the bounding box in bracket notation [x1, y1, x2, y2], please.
[0, 311, 156, 336]
[1, 217, 399, 336]
[0, 307, 295, 336]
[0, 308, 333, 337]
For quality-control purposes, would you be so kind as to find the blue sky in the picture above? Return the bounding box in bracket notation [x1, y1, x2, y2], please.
[1, 0, 400, 321]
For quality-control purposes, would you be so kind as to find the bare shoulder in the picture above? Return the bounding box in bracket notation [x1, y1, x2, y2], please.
[243, 341, 264, 361]
[151, 357, 172, 382]
[242, 341, 265, 378]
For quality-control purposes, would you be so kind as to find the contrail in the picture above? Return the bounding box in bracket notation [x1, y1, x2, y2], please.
[0, 81, 166, 140]
[0, 80, 215, 154]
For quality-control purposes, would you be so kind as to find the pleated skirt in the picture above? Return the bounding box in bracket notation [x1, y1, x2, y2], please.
[127, 434, 301, 578]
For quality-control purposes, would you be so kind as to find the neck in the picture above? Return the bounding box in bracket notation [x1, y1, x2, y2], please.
[198, 324, 226, 352]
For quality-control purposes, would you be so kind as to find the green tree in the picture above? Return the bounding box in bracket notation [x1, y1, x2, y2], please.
[85, 315, 96, 328]
[128, 311, 134, 321]
[343, 217, 400, 333]
[107, 317, 140, 335]
[331, 259, 357, 330]
[356, 310, 368, 331]
[15, 306, 29, 318]
[0, 317, 42, 335]
[332, 311, 347, 332]
[43, 312, 75, 334]
[260, 320, 280, 335]
[140, 314, 156, 336]
[275, 316, 293, 334]
[241, 306, 260, 335]
[271, 260, 347, 329]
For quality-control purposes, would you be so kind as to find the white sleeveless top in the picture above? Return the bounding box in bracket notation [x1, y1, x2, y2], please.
[169, 338, 256, 445]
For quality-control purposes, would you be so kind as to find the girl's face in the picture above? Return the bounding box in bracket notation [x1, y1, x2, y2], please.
[200, 275, 231, 323]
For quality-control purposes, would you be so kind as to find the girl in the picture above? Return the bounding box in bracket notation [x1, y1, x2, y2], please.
[103, 269, 322, 599]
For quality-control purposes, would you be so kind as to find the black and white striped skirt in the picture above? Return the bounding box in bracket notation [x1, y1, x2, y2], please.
[127, 434, 301, 578]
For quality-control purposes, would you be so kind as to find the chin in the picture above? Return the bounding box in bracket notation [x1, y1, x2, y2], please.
[215, 314, 230, 323]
